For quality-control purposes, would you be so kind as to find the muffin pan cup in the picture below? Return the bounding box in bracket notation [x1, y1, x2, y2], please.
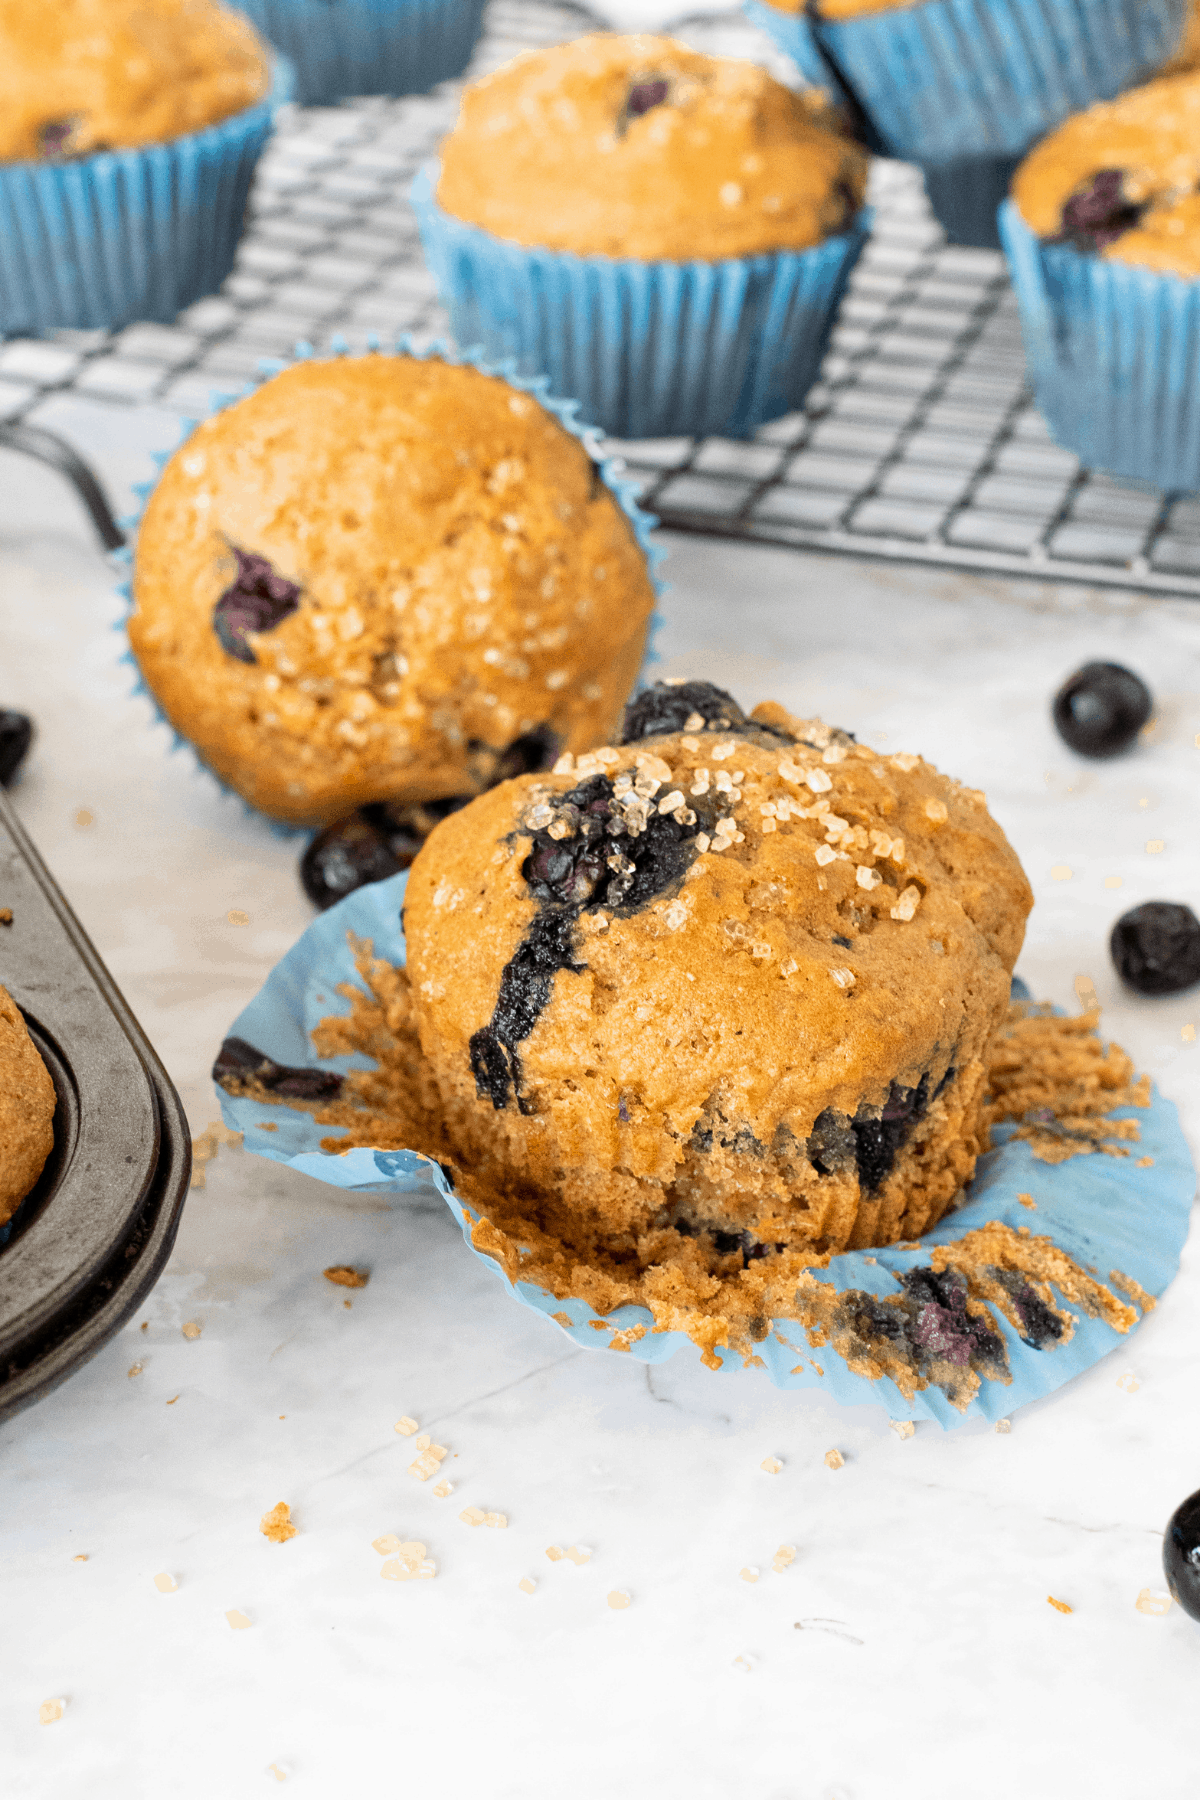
[234, 0, 486, 105]
[214, 873, 1195, 1430]
[0, 59, 291, 336]
[754, 0, 1186, 248]
[412, 164, 872, 440]
[117, 336, 665, 833]
[999, 199, 1200, 492]
[0, 788, 191, 1423]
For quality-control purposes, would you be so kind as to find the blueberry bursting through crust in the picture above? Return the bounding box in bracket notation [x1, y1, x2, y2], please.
[1053, 169, 1145, 253]
[213, 549, 301, 663]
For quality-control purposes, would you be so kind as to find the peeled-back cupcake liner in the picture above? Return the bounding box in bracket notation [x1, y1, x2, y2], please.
[113, 335, 666, 837]
[740, 1, 833, 89]
[799, 0, 1186, 165]
[411, 162, 872, 441]
[999, 199, 1200, 493]
[233, 0, 485, 106]
[214, 872, 1195, 1431]
[0, 60, 291, 337]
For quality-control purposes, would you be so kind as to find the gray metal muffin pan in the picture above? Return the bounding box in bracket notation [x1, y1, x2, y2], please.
[0, 787, 190, 1422]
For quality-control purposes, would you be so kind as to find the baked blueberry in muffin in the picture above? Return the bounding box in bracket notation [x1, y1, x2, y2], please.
[401, 681, 1033, 1264]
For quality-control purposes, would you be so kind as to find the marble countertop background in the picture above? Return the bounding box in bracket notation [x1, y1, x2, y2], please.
[3, 405, 1200, 1800]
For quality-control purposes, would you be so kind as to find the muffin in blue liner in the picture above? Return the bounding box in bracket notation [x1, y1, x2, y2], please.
[740, 1, 833, 89]
[212, 873, 1194, 1430]
[764, 0, 1186, 249]
[0, 59, 291, 337]
[999, 198, 1200, 492]
[232, 0, 486, 106]
[114, 337, 665, 835]
[412, 163, 871, 441]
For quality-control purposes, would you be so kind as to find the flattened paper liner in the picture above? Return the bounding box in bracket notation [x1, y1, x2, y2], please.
[215, 872, 1196, 1429]
[113, 336, 665, 838]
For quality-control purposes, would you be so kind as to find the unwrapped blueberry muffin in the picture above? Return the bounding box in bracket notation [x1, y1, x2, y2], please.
[402, 680, 1032, 1266]
[128, 354, 657, 829]
[0, 0, 268, 161]
[0, 986, 55, 1226]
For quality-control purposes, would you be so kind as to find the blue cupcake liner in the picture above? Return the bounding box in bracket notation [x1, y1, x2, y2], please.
[800, 0, 1186, 165]
[999, 199, 1200, 493]
[233, 0, 485, 106]
[0, 61, 291, 337]
[740, 1, 834, 88]
[214, 872, 1195, 1430]
[920, 150, 1023, 250]
[411, 162, 872, 441]
[113, 335, 666, 835]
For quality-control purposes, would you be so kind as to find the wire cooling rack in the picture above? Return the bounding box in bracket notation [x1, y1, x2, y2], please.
[2, 0, 1199, 598]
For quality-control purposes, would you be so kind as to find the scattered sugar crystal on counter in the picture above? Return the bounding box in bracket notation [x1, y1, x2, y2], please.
[38, 1699, 64, 1725]
[127, 1363, 144, 1378]
[824, 1449, 845, 1471]
[996, 1419, 1012, 1434]
[607, 1591, 631, 1610]
[394, 1416, 419, 1436]
[182, 1322, 202, 1341]
[323, 1265, 367, 1288]
[1051, 864, 1072, 882]
[1146, 839, 1165, 854]
[227, 909, 250, 926]
[153, 1572, 178, 1593]
[484, 1513, 508, 1529]
[740, 1567, 759, 1583]
[1135, 1589, 1173, 1616]
[409, 1450, 444, 1481]
[1047, 1596, 1073, 1614]
[72, 1554, 87, 1564]
[760, 1456, 783, 1475]
[372, 1534, 402, 1557]
[888, 1421, 915, 1441]
[518, 1577, 537, 1595]
[1105, 875, 1123, 888]
[226, 1610, 252, 1630]
[545, 1545, 565, 1562]
[260, 1502, 297, 1543]
[1116, 1372, 1140, 1393]
[459, 1506, 486, 1527]
[772, 1546, 796, 1574]
[1183, 1024, 1196, 1043]
[267, 1764, 288, 1782]
[432, 1480, 454, 1499]
[381, 1542, 436, 1581]
[1074, 974, 1100, 1011]
[74, 808, 94, 828]
[732, 1655, 752, 1674]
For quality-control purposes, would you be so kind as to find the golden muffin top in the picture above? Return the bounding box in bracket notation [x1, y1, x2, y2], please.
[436, 34, 868, 261]
[0, 0, 269, 163]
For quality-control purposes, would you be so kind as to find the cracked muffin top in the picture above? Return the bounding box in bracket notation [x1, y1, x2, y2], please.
[1012, 74, 1200, 276]
[0, 986, 56, 1226]
[435, 34, 868, 261]
[129, 355, 657, 828]
[404, 680, 1032, 1177]
[0, 0, 269, 164]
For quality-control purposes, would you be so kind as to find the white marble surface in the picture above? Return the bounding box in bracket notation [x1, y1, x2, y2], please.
[3, 422, 1200, 1800]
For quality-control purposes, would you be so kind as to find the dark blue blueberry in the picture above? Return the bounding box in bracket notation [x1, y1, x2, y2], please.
[1054, 170, 1144, 253]
[0, 711, 33, 786]
[626, 78, 670, 118]
[989, 1269, 1064, 1349]
[1163, 1488, 1200, 1621]
[38, 117, 84, 160]
[621, 680, 746, 743]
[300, 797, 469, 911]
[213, 548, 301, 664]
[212, 1036, 343, 1100]
[1111, 901, 1200, 996]
[901, 1265, 1005, 1368]
[1052, 661, 1152, 757]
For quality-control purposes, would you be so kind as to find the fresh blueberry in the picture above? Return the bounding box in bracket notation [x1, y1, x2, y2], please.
[300, 797, 470, 910]
[213, 548, 301, 663]
[1163, 1488, 1200, 1621]
[1111, 901, 1200, 996]
[1052, 661, 1152, 757]
[1054, 169, 1144, 253]
[0, 711, 33, 786]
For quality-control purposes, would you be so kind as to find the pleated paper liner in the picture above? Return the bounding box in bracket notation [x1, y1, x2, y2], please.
[0, 59, 292, 336]
[411, 163, 872, 441]
[213, 871, 1195, 1431]
[1000, 199, 1200, 493]
[112, 336, 666, 839]
[740, 0, 834, 89]
[234, 0, 486, 106]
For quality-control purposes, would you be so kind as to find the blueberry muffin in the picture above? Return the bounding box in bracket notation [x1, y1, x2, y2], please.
[402, 680, 1033, 1268]
[1011, 73, 1200, 276]
[0, 0, 269, 161]
[0, 987, 55, 1226]
[128, 355, 657, 829]
[435, 34, 867, 261]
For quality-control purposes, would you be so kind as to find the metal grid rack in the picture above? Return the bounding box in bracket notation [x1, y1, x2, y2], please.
[2, 0, 1199, 598]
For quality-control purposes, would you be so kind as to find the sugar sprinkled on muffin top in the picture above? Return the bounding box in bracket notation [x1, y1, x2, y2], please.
[436, 34, 868, 261]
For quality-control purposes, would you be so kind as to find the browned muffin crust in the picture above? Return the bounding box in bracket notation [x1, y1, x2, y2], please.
[0, 986, 56, 1224]
[437, 34, 868, 261]
[0, 0, 269, 164]
[129, 356, 657, 828]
